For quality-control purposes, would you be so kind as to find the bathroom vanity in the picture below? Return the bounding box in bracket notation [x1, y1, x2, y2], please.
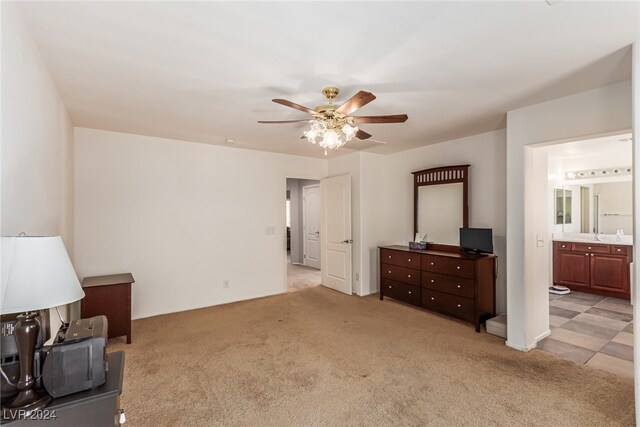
[553, 237, 632, 299]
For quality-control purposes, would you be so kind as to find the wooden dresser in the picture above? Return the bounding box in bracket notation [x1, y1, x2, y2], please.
[81, 273, 134, 344]
[553, 240, 632, 299]
[379, 245, 496, 332]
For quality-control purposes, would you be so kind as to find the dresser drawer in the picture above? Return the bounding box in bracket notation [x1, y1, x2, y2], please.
[380, 249, 421, 269]
[611, 245, 629, 256]
[573, 242, 609, 254]
[422, 289, 474, 323]
[381, 264, 420, 286]
[422, 272, 474, 298]
[422, 255, 474, 279]
[381, 280, 420, 306]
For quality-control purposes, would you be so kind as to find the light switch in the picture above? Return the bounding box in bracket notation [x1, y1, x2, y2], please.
[536, 234, 545, 247]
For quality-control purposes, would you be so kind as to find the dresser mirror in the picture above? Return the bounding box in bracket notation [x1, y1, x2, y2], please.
[413, 165, 470, 249]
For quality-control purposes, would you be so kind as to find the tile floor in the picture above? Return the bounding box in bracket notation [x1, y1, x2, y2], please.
[537, 291, 633, 378]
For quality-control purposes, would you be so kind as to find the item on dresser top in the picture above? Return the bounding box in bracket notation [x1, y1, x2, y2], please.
[408, 241, 428, 250]
[459, 228, 493, 255]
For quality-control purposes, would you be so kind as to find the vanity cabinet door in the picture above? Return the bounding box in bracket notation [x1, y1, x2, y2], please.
[590, 254, 629, 296]
[553, 250, 590, 290]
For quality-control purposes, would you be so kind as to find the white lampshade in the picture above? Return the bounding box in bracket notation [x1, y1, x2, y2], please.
[321, 130, 341, 149]
[1, 236, 84, 313]
[342, 124, 358, 141]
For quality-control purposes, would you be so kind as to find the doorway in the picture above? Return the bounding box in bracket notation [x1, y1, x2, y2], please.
[286, 178, 321, 292]
[536, 134, 634, 378]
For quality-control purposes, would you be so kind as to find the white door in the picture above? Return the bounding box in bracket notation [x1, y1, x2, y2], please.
[321, 174, 352, 295]
[303, 185, 321, 269]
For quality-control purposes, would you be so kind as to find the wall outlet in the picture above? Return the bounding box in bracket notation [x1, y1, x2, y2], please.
[223, 280, 229, 289]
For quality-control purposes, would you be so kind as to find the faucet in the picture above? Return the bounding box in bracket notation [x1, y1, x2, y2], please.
[594, 232, 602, 241]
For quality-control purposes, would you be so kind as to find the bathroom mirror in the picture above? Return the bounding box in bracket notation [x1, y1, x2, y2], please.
[554, 181, 632, 235]
[414, 165, 469, 248]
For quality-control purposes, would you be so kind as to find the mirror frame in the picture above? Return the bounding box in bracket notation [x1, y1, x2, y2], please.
[413, 164, 470, 250]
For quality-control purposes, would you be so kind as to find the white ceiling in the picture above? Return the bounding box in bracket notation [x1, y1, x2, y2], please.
[17, 1, 639, 158]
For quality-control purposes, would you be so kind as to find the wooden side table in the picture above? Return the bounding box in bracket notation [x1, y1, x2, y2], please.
[81, 273, 134, 344]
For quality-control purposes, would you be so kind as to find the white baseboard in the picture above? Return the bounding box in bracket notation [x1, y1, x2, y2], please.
[505, 329, 551, 352]
[506, 340, 537, 352]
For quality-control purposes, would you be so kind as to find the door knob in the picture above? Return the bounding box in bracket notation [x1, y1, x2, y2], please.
[341, 239, 353, 244]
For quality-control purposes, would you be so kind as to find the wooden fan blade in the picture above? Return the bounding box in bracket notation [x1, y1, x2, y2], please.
[351, 114, 408, 124]
[257, 119, 312, 124]
[335, 91, 376, 115]
[272, 99, 317, 115]
[356, 129, 372, 140]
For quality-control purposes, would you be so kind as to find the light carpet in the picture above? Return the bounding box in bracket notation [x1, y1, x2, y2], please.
[108, 286, 634, 426]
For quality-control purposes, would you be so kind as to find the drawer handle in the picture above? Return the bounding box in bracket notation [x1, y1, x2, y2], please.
[591, 254, 594, 257]
[408, 274, 411, 278]
[430, 262, 434, 266]
[457, 285, 461, 288]
[408, 291, 412, 294]
[408, 258, 411, 262]
[617, 249, 621, 252]
[456, 266, 461, 270]
[388, 270, 392, 273]
[431, 297, 435, 300]
[431, 279, 435, 283]
[388, 255, 392, 259]
[388, 285, 392, 289]
[585, 253, 589, 256]
[562, 245, 566, 248]
[588, 246, 592, 249]
[457, 304, 461, 308]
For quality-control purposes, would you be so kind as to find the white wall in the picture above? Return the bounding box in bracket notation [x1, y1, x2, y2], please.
[1, 3, 75, 332]
[1, 2, 74, 249]
[286, 179, 300, 263]
[377, 130, 508, 311]
[74, 128, 327, 319]
[359, 152, 388, 296]
[506, 80, 632, 351]
[631, 40, 640, 426]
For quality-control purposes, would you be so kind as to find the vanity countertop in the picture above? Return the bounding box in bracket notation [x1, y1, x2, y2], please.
[552, 233, 633, 246]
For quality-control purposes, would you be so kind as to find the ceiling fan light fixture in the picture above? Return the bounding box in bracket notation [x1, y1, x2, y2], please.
[342, 123, 359, 141]
[303, 120, 325, 144]
[259, 87, 408, 154]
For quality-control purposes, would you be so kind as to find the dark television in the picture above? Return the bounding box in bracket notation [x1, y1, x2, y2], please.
[459, 228, 493, 254]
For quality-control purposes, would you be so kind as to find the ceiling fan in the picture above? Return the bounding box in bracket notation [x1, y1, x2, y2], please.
[258, 86, 408, 155]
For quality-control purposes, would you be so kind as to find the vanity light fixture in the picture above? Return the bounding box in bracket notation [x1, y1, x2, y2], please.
[565, 166, 632, 180]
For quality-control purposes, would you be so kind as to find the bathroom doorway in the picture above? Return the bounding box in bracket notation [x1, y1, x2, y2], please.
[537, 133, 634, 378]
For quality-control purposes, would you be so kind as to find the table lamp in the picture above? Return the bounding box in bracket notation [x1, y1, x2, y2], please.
[1, 236, 85, 418]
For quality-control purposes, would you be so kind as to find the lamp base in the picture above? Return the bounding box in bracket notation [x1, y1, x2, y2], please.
[2, 389, 51, 420]
[1, 312, 52, 420]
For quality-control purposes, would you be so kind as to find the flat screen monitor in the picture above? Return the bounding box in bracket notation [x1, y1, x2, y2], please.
[459, 228, 493, 254]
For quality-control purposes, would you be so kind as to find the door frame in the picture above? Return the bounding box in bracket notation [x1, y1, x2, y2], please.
[302, 184, 321, 269]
